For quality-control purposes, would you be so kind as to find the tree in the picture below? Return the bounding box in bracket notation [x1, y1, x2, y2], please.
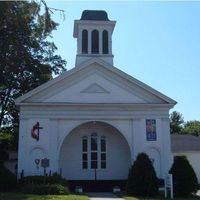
[0, 163, 17, 191]
[170, 111, 184, 134]
[0, 1, 66, 149]
[181, 121, 200, 136]
[170, 156, 198, 197]
[126, 153, 158, 197]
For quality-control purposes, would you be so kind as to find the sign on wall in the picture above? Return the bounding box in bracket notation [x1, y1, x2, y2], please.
[41, 158, 50, 176]
[165, 173, 173, 199]
[146, 119, 157, 141]
[31, 122, 43, 141]
[41, 158, 49, 168]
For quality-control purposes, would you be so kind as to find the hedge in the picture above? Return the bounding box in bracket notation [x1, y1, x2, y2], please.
[21, 183, 70, 195]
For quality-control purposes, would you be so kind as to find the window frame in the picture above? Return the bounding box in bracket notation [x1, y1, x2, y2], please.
[81, 133, 107, 170]
[90, 133, 98, 169]
[82, 136, 88, 169]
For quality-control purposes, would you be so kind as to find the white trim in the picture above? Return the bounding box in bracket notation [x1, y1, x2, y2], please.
[17, 103, 175, 111]
[15, 58, 177, 105]
[73, 20, 116, 38]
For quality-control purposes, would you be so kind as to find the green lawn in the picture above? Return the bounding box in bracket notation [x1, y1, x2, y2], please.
[125, 196, 200, 200]
[1, 193, 200, 200]
[0, 193, 88, 200]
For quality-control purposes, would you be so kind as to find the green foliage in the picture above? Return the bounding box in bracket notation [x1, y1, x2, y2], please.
[0, 193, 88, 200]
[170, 111, 184, 134]
[21, 184, 69, 195]
[170, 111, 200, 137]
[170, 155, 198, 197]
[19, 173, 68, 186]
[0, 128, 18, 155]
[0, 1, 66, 150]
[0, 163, 17, 191]
[181, 121, 200, 136]
[19, 174, 69, 195]
[126, 152, 158, 197]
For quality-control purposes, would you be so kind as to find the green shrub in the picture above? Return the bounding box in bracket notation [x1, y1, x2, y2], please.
[21, 183, 70, 195]
[170, 155, 198, 197]
[47, 173, 68, 186]
[126, 152, 158, 197]
[19, 173, 68, 186]
[0, 163, 17, 191]
[19, 173, 69, 195]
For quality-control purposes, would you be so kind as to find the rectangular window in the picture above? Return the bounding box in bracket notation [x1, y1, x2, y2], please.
[91, 152, 97, 160]
[82, 138, 87, 152]
[82, 137, 88, 169]
[82, 161, 88, 169]
[82, 154, 87, 161]
[91, 134, 98, 169]
[100, 136, 106, 169]
[91, 137, 97, 151]
[101, 137, 106, 152]
[83, 134, 106, 170]
[101, 153, 106, 160]
[101, 161, 106, 169]
[91, 161, 97, 169]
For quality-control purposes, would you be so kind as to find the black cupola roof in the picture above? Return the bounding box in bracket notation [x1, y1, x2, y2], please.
[81, 10, 109, 21]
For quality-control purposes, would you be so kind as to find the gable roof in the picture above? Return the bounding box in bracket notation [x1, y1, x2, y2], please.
[171, 134, 200, 152]
[15, 58, 177, 105]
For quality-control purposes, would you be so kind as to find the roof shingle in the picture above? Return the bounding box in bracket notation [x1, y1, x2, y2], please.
[171, 134, 200, 152]
[81, 10, 109, 21]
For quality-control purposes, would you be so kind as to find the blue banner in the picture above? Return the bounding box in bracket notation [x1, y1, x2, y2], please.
[146, 119, 156, 141]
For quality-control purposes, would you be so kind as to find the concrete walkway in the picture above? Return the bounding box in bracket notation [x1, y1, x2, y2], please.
[87, 193, 124, 200]
[196, 190, 200, 196]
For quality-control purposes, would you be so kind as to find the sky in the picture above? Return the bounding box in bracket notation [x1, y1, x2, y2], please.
[46, 1, 200, 122]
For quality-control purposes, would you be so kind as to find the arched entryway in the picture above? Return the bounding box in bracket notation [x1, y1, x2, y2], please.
[59, 121, 131, 191]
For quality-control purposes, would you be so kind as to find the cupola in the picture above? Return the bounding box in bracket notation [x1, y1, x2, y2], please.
[73, 10, 116, 67]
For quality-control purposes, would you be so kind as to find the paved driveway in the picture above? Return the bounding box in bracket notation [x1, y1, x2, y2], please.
[87, 193, 124, 200]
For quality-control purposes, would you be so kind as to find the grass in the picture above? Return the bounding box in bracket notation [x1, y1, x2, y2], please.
[124, 195, 200, 200]
[0, 193, 88, 200]
[1, 193, 200, 200]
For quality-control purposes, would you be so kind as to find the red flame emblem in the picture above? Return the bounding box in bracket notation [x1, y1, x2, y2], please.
[31, 122, 40, 141]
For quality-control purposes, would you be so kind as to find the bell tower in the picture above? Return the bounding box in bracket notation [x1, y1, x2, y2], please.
[73, 10, 116, 67]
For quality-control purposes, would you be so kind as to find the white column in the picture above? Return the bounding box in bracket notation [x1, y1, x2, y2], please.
[161, 117, 172, 178]
[49, 119, 59, 174]
[131, 119, 135, 164]
[108, 30, 112, 55]
[78, 28, 82, 54]
[132, 118, 142, 161]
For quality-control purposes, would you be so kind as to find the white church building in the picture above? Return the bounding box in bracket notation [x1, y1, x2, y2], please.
[15, 10, 176, 190]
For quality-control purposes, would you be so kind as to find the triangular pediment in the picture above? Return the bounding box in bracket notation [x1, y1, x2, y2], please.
[15, 58, 176, 106]
[81, 83, 109, 94]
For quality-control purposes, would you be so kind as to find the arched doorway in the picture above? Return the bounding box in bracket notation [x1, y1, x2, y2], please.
[59, 121, 131, 191]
